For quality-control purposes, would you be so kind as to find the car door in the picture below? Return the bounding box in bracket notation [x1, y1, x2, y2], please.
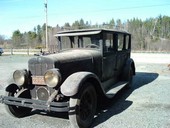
[116, 34, 130, 77]
[102, 33, 117, 89]
[102, 52, 117, 81]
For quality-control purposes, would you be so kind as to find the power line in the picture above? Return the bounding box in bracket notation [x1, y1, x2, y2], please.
[50, 3, 170, 16]
[2, 3, 170, 19]
[98, 3, 170, 12]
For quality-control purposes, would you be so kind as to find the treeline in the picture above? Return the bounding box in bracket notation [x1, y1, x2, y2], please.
[0, 15, 170, 52]
[11, 24, 56, 49]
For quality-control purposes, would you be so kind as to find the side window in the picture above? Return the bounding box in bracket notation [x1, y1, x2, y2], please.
[125, 35, 130, 50]
[104, 33, 113, 52]
[117, 34, 124, 51]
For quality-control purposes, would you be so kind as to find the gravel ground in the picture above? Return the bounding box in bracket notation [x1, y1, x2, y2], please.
[0, 53, 170, 128]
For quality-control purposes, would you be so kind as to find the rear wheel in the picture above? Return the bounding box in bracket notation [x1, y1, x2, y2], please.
[127, 67, 133, 88]
[69, 82, 97, 128]
[5, 88, 32, 118]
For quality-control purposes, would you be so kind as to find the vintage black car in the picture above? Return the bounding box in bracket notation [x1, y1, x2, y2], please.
[0, 29, 135, 128]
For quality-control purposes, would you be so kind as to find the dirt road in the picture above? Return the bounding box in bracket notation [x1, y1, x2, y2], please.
[0, 53, 170, 128]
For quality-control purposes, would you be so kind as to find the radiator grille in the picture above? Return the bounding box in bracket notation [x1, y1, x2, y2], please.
[29, 57, 54, 76]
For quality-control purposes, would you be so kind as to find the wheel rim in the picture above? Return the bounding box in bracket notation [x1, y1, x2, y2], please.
[69, 83, 97, 128]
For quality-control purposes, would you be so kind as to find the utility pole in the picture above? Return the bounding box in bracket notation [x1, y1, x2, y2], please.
[44, 0, 48, 51]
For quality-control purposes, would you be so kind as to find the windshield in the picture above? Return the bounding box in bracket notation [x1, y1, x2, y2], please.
[57, 35, 102, 51]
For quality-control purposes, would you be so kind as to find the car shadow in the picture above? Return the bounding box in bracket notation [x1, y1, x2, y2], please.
[92, 72, 159, 127]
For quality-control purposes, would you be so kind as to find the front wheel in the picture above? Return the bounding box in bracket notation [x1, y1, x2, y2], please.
[5, 88, 32, 118]
[69, 83, 97, 128]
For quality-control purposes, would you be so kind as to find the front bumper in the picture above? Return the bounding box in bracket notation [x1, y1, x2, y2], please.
[0, 95, 69, 112]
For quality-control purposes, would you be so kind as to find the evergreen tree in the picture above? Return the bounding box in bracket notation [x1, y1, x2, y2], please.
[12, 30, 23, 47]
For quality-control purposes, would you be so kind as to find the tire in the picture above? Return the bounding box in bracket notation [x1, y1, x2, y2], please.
[5, 88, 32, 118]
[69, 83, 97, 128]
[127, 67, 133, 88]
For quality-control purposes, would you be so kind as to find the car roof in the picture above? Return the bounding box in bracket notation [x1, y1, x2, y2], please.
[54, 28, 130, 37]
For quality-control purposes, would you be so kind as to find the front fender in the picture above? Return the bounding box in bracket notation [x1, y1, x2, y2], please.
[6, 83, 19, 92]
[60, 72, 99, 97]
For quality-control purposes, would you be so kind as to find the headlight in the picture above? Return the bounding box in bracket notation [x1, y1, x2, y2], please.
[44, 69, 61, 88]
[13, 69, 28, 86]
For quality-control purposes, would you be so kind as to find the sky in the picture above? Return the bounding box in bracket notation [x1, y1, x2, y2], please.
[0, 0, 170, 38]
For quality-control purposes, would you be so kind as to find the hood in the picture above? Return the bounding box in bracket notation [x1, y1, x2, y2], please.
[29, 49, 102, 80]
[45, 49, 101, 64]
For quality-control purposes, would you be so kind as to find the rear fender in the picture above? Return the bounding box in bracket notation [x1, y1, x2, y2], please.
[121, 58, 136, 80]
[60, 72, 101, 97]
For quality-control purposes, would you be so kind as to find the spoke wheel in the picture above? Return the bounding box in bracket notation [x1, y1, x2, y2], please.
[5, 88, 32, 118]
[69, 83, 97, 128]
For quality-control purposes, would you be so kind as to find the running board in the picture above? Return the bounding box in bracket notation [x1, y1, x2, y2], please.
[105, 81, 128, 98]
